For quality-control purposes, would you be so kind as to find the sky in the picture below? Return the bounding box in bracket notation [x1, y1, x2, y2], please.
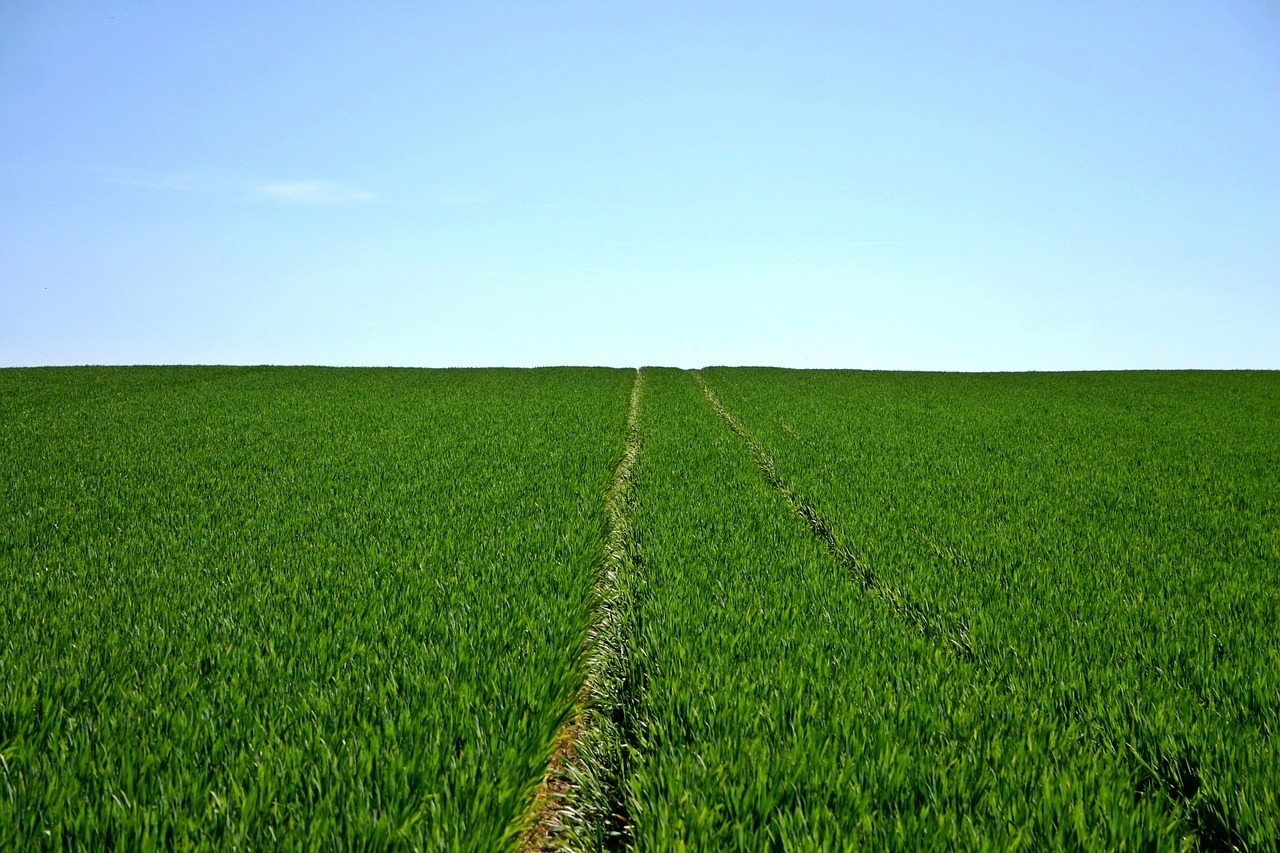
[2, 0, 1278, 370]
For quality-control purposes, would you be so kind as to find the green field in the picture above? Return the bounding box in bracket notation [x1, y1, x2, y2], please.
[2, 366, 1276, 850]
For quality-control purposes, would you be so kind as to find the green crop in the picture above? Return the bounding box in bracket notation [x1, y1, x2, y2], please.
[687, 367, 1280, 849]
[0, 366, 634, 850]
[620, 369, 1180, 849]
[3, 366, 1276, 850]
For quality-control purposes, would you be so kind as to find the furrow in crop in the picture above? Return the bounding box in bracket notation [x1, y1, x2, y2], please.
[518, 368, 643, 852]
[693, 371, 976, 660]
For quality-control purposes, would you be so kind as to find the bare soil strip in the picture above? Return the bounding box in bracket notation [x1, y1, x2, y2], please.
[518, 369, 643, 852]
[693, 371, 975, 660]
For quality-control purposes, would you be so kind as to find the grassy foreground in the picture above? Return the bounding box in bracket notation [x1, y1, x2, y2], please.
[627, 368, 1278, 849]
[0, 366, 634, 849]
[1, 366, 1276, 849]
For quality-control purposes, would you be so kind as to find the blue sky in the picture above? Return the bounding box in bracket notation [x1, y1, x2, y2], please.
[2, 1, 1277, 369]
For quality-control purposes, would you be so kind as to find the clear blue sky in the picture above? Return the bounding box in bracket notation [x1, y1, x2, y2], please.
[2, 1, 1277, 369]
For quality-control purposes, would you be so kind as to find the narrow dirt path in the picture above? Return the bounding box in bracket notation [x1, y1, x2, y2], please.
[518, 368, 643, 852]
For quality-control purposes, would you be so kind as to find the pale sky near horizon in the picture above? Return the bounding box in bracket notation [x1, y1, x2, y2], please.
[2, 1, 1278, 370]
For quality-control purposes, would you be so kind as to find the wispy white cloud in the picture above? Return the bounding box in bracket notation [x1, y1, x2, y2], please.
[98, 168, 219, 192]
[96, 167, 375, 204]
[255, 180, 376, 204]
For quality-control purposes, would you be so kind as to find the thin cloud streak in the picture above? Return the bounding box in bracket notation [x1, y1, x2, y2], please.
[256, 180, 376, 204]
[97, 168, 375, 203]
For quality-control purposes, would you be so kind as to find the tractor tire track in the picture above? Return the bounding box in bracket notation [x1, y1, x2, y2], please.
[692, 371, 1262, 845]
[517, 368, 643, 852]
[693, 371, 976, 662]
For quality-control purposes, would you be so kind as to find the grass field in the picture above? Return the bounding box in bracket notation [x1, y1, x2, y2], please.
[0, 366, 634, 849]
[2, 366, 1276, 850]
